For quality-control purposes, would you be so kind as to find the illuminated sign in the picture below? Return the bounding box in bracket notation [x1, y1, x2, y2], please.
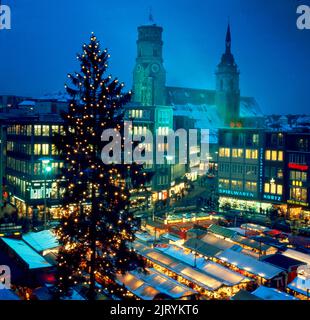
[259, 147, 264, 194]
[288, 163, 309, 171]
[219, 189, 255, 198]
[263, 194, 282, 202]
[287, 200, 309, 207]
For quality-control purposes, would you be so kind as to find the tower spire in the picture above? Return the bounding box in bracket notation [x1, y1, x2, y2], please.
[225, 23, 231, 53]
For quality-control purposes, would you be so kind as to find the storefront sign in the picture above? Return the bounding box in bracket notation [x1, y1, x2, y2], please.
[263, 194, 282, 202]
[219, 189, 255, 198]
[259, 147, 264, 194]
[288, 163, 309, 171]
[287, 199, 309, 207]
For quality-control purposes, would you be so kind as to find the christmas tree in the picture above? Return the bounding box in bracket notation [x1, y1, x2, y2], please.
[53, 34, 151, 300]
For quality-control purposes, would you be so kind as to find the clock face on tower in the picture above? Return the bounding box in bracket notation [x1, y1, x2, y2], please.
[151, 63, 160, 73]
[136, 64, 143, 72]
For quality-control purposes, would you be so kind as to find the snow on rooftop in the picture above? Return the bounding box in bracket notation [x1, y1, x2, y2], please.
[252, 286, 298, 300]
[240, 97, 264, 117]
[1, 238, 52, 269]
[173, 104, 222, 144]
[22, 230, 59, 253]
[296, 115, 310, 125]
[172, 98, 264, 144]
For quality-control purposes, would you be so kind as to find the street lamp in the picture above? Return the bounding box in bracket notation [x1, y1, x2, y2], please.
[39, 157, 52, 229]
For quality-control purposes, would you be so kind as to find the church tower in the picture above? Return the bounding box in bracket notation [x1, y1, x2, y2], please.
[215, 24, 240, 126]
[133, 23, 166, 106]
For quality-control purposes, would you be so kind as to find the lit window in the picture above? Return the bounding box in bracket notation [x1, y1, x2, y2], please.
[265, 150, 271, 161]
[245, 181, 257, 192]
[277, 185, 283, 195]
[278, 151, 283, 162]
[51, 125, 59, 134]
[34, 144, 41, 155]
[232, 148, 244, 158]
[272, 151, 277, 161]
[246, 149, 258, 160]
[270, 184, 276, 194]
[264, 183, 270, 193]
[42, 144, 49, 155]
[219, 148, 230, 158]
[231, 180, 243, 191]
[42, 125, 50, 136]
[34, 125, 41, 136]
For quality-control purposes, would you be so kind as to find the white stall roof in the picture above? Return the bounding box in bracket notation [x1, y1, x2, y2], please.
[228, 228, 247, 236]
[155, 244, 205, 267]
[241, 224, 270, 232]
[283, 249, 310, 266]
[1, 237, 52, 269]
[133, 268, 196, 299]
[134, 242, 224, 291]
[199, 261, 249, 286]
[22, 230, 59, 253]
[216, 249, 283, 279]
[117, 272, 160, 300]
[201, 234, 238, 251]
[178, 266, 223, 291]
[156, 243, 248, 287]
[252, 286, 298, 300]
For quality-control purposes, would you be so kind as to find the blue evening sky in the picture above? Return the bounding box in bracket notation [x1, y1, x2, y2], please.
[0, 0, 310, 114]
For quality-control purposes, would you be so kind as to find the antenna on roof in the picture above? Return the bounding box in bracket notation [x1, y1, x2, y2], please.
[149, 6, 155, 24]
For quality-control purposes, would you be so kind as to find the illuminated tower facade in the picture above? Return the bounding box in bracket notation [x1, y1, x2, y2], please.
[133, 24, 166, 106]
[215, 24, 240, 126]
